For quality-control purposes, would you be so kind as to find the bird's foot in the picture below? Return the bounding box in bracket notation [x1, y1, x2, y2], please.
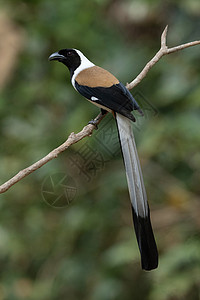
[88, 119, 98, 129]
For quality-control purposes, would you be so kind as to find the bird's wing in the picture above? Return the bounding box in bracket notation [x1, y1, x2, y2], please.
[75, 81, 140, 121]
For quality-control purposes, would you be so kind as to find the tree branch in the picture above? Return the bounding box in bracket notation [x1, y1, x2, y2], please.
[1, 26, 200, 194]
[126, 25, 200, 90]
[0, 112, 106, 193]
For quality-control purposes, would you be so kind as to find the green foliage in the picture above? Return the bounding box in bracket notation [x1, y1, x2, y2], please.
[0, 0, 199, 299]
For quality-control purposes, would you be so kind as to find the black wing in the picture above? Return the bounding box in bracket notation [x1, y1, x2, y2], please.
[75, 81, 143, 121]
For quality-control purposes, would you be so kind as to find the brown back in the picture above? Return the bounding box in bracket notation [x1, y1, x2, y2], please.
[75, 66, 119, 87]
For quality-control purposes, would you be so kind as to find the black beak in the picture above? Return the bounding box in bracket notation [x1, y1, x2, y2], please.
[48, 52, 65, 61]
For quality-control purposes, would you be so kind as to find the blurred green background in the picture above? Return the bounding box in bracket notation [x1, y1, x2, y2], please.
[0, 0, 200, 299]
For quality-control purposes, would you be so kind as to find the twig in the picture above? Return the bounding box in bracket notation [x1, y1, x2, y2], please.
[1, 26, 200, 194]
[126, 25, 200, 90]
[0, 112, 106, 193]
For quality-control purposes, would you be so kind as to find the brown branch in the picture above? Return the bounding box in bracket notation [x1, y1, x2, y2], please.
[0, 112, 106, 193]
[126, 25, 200, 90]
[1, 25, 200, 194]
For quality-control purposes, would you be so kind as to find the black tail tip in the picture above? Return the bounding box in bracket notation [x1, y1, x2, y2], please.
[142, 255, 158, 271]
[132, 208, 159, 271]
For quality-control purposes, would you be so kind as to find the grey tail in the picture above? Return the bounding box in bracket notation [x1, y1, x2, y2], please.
[116, 113, 158, 271]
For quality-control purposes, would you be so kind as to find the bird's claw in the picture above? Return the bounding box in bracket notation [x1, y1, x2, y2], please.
[88, 119, 98, 129]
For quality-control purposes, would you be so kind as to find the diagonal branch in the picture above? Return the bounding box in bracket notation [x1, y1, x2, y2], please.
[0, 112, 106, 193]
[0, 26, 200, 194]
[126, 25, 200, 90]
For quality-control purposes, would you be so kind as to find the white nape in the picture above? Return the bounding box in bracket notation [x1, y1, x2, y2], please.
[71, 49, 95, 89]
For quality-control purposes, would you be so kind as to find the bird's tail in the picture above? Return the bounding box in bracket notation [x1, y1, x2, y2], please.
[116, 113, 158, 270]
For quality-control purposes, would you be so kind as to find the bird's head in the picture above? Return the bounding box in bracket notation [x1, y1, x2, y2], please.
[49, 48, 95, 79]
[48, 48, 81, 71]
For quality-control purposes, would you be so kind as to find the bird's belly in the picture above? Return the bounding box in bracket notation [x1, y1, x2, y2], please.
[88, 99, 112, 112]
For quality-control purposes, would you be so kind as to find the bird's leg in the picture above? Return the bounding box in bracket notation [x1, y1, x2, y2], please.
[88, 109, 108, 129]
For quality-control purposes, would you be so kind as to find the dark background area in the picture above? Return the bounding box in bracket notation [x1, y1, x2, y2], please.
[0, 0, 200, 299]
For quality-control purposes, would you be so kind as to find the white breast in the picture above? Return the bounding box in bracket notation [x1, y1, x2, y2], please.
[71, 49, 95, 89]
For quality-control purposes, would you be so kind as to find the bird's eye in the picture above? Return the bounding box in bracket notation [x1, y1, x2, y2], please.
[67, 51, 73, 56]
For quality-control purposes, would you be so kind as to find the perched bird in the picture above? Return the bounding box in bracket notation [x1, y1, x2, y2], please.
[49, 49, 158, 270]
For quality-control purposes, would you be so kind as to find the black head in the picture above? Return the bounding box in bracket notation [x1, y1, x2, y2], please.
[49, 48, 81, 76]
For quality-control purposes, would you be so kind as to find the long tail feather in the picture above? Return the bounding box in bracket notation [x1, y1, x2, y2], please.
[116, 113, 158, 270]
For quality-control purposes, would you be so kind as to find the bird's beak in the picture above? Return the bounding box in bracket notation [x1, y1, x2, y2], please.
[48, 52, 65, 61]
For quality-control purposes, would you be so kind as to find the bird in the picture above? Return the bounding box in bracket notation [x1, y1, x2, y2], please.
[49, 48, 158, 270]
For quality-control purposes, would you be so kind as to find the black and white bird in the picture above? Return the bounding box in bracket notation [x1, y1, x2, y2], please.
[49, 48, 158, 270]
